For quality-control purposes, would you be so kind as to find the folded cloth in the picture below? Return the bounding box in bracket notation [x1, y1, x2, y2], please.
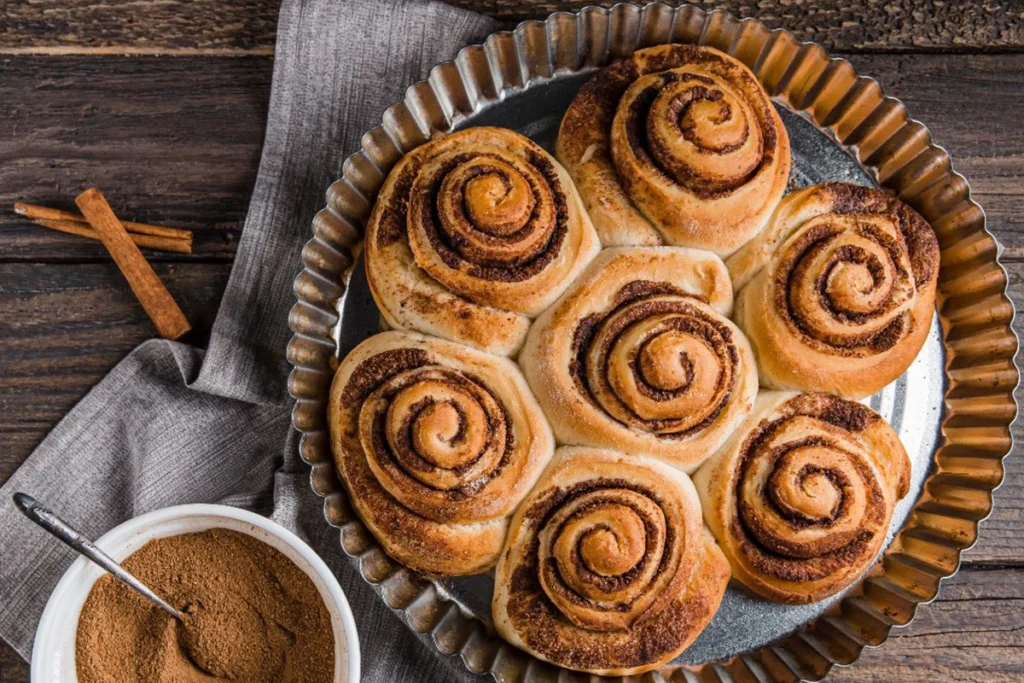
[0, 1, 496, 681]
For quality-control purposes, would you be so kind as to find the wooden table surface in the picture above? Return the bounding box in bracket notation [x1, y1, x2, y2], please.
[1, 1, 1021, 681]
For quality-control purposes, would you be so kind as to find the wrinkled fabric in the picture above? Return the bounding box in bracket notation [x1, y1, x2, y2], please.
[0, 2, 496, 681]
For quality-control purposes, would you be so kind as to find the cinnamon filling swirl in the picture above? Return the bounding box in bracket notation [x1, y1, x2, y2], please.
[410, 149, 569, 284]
[527, 480, 685, 632]
[570, 282, 739, 439]
[730, 396, 888, 583]
[494, 447, 730, 674]
[344, 350, 518, 524]
[617, 70, 773, 199]
[774, 215, 919, 355]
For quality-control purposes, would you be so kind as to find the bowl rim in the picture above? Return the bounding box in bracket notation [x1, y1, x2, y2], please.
[31, 503, 361, 683]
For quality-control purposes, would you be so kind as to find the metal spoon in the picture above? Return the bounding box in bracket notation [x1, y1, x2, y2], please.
[13, 492, 185, 622]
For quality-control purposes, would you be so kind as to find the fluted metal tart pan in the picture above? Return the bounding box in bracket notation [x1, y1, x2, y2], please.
[286, 3, 1019, 680]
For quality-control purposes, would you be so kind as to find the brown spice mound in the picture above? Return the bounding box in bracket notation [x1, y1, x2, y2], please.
[75, 528, 335, 683]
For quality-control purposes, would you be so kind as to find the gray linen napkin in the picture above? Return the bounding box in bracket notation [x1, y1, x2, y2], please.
[0, 1, 496, 680]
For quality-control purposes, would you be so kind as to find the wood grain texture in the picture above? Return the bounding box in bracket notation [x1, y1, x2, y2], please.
[0, 0, 279, 54]
[0, 55, 271, 262]
[0, 262, 231, 484]
[2, 53, 1023, 264]
[828, 567, 1024, 682]
[457, 1, 1024, 51]
[2, 0, 1022, 53]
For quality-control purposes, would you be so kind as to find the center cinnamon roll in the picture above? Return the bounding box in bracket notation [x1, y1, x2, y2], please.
[557, 44, 790, 255]
[520, 247, 757, 472]
[366, 126, 600, 357]
[493, 447, 730, 676]
[329, 331, 554, 575]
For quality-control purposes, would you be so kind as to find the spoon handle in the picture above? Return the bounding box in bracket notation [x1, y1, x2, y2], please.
[13, 492, 185, 622]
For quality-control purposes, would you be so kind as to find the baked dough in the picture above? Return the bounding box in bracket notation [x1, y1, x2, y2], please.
[727, 182, 940, 399]
[493, 446, 729, 675]
[328, 330, 555, 575]
[557, 44, 790, 256]
[520, 246, 757, 472]
[365, 126, 600, 357]
[693, 391, 911, 603]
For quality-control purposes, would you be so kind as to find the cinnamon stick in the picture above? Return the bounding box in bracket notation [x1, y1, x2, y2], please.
[14, 202, 193, 241]
[75, 188, 192, 340]
[32, 218, 193, 254]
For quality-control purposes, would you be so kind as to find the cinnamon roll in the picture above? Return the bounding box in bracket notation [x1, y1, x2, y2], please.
[727, 182, 940, 399]
[557, 44, 790, 256]
[693, 391, 911, 604]
[328, 330, 555, 575]
[365, 126, 600, 357]
[493, 447, 730, 676]
[519, 247, 758, 472]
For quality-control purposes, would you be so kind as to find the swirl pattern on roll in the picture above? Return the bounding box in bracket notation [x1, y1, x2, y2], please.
[328, 330, 554, 575]
[366, 126, 600, 357]
[557, 44, 790, 255]
[520, 247, 757, 472]
[493, 447, 729, 676]
[693, 392, 911, 604]
[727, 182, 940, 399]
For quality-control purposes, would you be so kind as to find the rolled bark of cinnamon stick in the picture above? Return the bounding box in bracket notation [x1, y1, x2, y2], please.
[14, 202, 193, 242]
[75, 188, 192, 340]
[32, 218, 193, 254]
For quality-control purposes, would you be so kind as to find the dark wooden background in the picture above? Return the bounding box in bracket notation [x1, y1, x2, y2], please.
[1, 1, 1021, 681]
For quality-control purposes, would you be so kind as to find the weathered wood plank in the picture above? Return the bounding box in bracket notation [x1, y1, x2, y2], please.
[452, 1, 1024, 52]
[2, 0, 1022, 54]
[0, 642, 28, 683]
[0, 262, 232, 484]
[0, 55, 272, 261]
[2, 52, 1023, 263]
[829, 567, 1024, 682]
[0, 0, 278, 54]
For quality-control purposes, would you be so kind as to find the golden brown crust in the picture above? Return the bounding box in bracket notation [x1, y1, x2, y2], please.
[520, 247, 758, 472]
[693, 391, 910, 604]
[726, 182, 940, 399]
[328, 330, 555, 575]
[557, 44, 790, 255]
[492, 447, 729, 676]
[365, 126, 600, 357]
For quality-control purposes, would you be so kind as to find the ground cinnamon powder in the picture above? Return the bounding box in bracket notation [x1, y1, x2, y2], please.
[75, 528, 335, 683]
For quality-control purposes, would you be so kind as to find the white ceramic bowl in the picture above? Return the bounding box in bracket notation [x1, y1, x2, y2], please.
[31, 504, 360, 683]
